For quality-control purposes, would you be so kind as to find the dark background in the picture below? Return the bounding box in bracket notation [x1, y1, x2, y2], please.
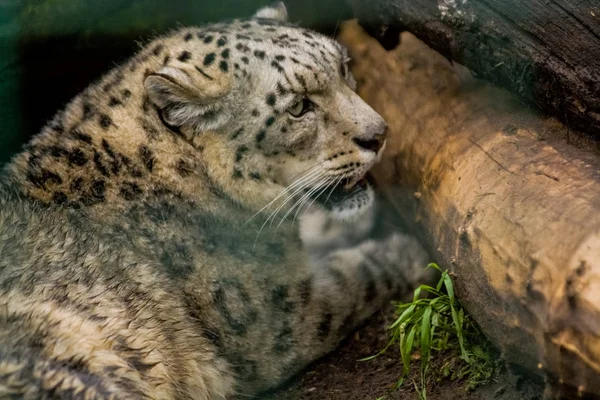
[0, 0, 352, 166]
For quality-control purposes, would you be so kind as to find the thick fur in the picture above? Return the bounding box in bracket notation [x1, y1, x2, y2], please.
[0, 3, 429, 399]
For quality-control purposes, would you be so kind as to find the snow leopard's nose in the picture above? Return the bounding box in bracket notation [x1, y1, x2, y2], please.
[353, 136, 385, 154]
[353, 118, 387, 154]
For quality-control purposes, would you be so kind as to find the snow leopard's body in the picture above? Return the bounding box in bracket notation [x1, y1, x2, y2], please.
[0, 3, 429, 398]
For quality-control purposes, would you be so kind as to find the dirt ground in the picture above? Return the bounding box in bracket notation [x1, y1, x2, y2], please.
[264, 308, 544, 400]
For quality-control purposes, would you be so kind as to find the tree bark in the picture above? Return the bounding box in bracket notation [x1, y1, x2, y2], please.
[338, 21, 600, 397]
[347, 0, 600, 142]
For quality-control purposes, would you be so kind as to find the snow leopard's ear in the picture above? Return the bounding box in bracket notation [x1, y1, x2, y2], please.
[253, 2, 288, 22]
[144, 66, 232, 133]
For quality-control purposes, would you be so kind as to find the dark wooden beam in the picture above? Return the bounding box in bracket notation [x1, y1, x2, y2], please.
[348, 0, 600, 141]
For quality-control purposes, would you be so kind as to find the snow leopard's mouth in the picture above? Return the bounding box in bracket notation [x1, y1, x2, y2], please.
[309, 173, 374, 208]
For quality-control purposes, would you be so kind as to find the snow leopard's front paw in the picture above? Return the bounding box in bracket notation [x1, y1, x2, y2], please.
[363, 232, 436, 296]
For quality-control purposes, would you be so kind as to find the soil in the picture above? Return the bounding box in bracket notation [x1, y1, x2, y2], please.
[264, 308, 544, 400]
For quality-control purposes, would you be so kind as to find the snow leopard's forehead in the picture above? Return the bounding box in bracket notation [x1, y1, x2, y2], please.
[170, 18, 349, 95]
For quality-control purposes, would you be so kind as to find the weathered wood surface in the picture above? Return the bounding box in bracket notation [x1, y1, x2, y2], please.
[348, 0, 600, 142]
[338, 21, 600, 397]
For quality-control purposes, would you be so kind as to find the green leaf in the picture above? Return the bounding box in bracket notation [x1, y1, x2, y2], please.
[420, 306, 433, 371]
[389, 304, 416, 329]
[401, 325, 416, 375]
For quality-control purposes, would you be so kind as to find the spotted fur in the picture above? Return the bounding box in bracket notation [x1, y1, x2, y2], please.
[0, 2, 430, 398]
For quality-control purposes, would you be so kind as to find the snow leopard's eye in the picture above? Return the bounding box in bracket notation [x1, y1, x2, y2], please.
[287, 98, 314, 118]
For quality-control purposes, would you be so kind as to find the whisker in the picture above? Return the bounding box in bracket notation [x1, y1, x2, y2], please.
[266, 171, 325, 228]
[276, 176, 332, 232]
[292, 177, 338, 227]
[323, 174, 345, 205]
[241, 165, 323, 229]
[253, 170, 325, 246]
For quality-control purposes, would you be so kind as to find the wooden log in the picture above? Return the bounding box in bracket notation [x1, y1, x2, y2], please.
[347, 0, 600, 141]
[337, 21, 600, 397]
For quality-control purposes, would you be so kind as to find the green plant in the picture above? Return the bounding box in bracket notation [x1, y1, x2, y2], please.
[363, 263, 500, 399]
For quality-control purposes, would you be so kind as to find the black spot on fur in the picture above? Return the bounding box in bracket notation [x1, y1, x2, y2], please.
[235, 145, 249, 162]
[45, 145, 67, 158]
[27, 169, 62, 188]
[271, 285, 294, 313]
[266, 93, 276, 106]
[221, 48, 230, 59]
[101, 139, 116, 159]
[81, 179, 106, 205]
[318, 312, 333, 339]
[294, 73, 307, 91]
[275, 55, 285, 61]
[250, 172, 261, 180]
[265, 116, 275, 127]
[273, 325, 293, 353]
[276, 82, 288, 95]
[152, 44, 164, 55]
[120, 182, 143, 201]
[99, 114, 113, 130]
[256, 130, 266, 143]
[203, 53, 216, 66]
[67, 148, 88, 166]
[251, 109, 259, 117]
[298, 277, 312, 306]
[253, 50, 265, 59]
[241, 56, 249, 64]
[52, 191, 68, 205]
[217, 37, 227, 47]
[236, 34, 251, 40]
[271, 61, 283, 72]
[178, 51, 192, 62]
[71, 177, 84, 192]
[158, 241, 194, 279]
[359, 263, 377, 303]
[203, 35, 214, 44]
[231, 127, 244, 140]
[138, 145, 155, 172]
[163, 55, 170, 65]
[241, 23, 251, 29]
[184, 32, 193, 41]
[122, 89, 132, 98]
[176, 159, 193, 177]
[108, 97, 122, 107]
[232, 168, 243, 179]
[327, 267, 347, 287]
[93, 150, 110, 177]
[228, 354, 258, 381]
[219, 61, 229, 72]
[281, 126, 288, 133]
[82, 102, 94, 120]
[213, 278, 258, 335]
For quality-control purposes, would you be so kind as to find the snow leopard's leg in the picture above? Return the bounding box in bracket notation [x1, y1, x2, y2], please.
[211, 203, 433, 395]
